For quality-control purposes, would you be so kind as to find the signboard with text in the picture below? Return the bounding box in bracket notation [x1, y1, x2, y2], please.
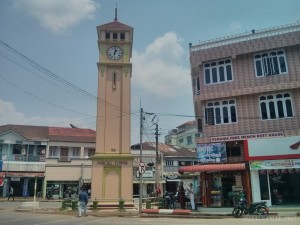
[197, 142, 227, 163]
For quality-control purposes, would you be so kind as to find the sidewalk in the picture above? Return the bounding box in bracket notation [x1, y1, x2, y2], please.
[1, 197, 299, 218]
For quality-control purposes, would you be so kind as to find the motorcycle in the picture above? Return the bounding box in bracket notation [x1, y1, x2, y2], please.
[232, 196, 268, 218]
[163, 191, 176, 209]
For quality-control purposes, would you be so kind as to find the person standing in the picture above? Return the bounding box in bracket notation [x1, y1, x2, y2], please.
[187, 183, 195, 210]
[178, 182, 186, 209]
[155, 185, 161, 197]
[78, 188, 88, 217]
[8, 186, 14, 201]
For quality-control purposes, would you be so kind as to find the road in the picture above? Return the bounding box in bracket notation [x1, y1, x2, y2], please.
[0, 210, 299, 225]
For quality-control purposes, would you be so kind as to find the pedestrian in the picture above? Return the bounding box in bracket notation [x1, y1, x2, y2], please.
[187, 183, 195, 210]
[178, 182, 185, 209]
[78, 187, 88, 217]
[8, 186, 14, 201]
[155, 185, 161, 197]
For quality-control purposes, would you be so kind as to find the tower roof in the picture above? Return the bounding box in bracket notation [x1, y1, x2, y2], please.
[97, 20, 133, 30]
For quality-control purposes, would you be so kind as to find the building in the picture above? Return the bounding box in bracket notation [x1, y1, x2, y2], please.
[91, 9, 134, 203]
[180, 22, 300, 207]
[165, 120, 197, 149]
[131, 142, 198, 199]
[0, 124, 95, 199]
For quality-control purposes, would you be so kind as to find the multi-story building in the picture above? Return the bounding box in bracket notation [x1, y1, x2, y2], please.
[0, 125, 95, 199]
[180, 22, 300, 207]
[165, 120, 197, 149]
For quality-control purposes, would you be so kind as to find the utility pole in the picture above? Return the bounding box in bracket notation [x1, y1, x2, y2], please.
[139, 107, 143, 214]
[155, 123, 159, 186]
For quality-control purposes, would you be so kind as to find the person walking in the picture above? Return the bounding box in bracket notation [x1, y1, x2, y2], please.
[187, 183, 195, 211]
[78, 188, 88, 217]
[178, 182, 186, 209]
[8, 186, 14, 201]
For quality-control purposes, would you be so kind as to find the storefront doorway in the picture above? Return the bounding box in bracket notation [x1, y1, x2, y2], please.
[269, 172, 300, 205]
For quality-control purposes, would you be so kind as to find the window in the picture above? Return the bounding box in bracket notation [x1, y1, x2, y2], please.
[226, 147, 241, 157]
[113, 32, 118, 40]
[204, 59, 233, 84]
[105, 32, 110, 40]
[49, 146, 58, 157]
[72, 147, 80, 157]
[12, 144, 21, 154]
[259, 93, 293, 120]
[254, 50, 287, 77]
[205, 100, 237, 125]
[194, 77, 200, 95]
[165, 160, 174, 166]
[88, 149, 95, 157]
[179, 139, 183, 143]
[120, 32, 125, 41]
[187, 136, 193, 145]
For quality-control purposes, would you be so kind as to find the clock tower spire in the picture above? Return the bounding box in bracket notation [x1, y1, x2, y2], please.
[91, 8, 134, 205]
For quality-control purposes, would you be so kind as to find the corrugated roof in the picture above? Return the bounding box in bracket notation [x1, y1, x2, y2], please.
[0, 124, 96, 143]
[131, 142, 196, 158]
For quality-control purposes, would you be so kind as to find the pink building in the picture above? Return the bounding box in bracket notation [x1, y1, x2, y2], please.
[181, 22, 300, 207]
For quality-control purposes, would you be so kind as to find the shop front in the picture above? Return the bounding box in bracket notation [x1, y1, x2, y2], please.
[250, 160, 300, 206]
[246, 136, 300, 206]
[46, 180, 79, 199]
[179, 163, 251, 207]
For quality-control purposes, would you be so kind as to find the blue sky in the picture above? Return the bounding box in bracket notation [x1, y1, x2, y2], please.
[0, 0, 300, 144]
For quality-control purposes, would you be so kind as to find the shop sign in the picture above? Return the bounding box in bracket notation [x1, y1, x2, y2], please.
[197, 142, 227, 163]
[97, 160, 128, 166]
[250, 159, 300, 170]
[211, 131, 284, 142]
[136, 170, 153, 178]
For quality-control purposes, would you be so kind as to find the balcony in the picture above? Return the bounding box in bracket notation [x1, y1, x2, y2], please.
[1, 154, 45, 162]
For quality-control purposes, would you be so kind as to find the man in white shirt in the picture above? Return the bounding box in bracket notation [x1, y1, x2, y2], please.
[187, 183, 195, 210]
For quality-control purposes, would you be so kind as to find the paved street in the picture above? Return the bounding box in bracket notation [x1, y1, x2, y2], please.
[0, 200, 299, 225]
[0, 210, 299, 225]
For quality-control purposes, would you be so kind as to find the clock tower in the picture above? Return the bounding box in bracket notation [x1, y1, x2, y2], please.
[91, 8, 134, 204]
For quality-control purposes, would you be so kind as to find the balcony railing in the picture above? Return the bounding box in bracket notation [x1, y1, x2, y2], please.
[1, 154, 46, 162]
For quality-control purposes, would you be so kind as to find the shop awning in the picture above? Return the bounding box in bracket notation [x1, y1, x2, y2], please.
[178, 163, 246, 174]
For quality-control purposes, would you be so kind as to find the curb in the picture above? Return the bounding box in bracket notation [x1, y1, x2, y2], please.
[141, 209, 191, 215]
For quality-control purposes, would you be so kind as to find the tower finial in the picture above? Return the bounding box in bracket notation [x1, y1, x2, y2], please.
[114, 3, 118, 21]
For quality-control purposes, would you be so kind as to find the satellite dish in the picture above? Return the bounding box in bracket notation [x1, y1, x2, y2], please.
[70, 124, 77, 128]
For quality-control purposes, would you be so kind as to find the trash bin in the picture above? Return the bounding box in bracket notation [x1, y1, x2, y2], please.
[146, 199, 151, 209]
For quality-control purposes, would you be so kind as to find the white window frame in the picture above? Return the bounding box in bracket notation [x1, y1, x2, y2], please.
[194, 76, 200, 95]
[72, 147, 80, 157]
[205, 100, 237, 125]
[49, 146, 58, 157]
[254, 49, 288, 77]
[204, 59, 233, 84]
[259, 93, 294, 120]
[165, 160, 174, 166]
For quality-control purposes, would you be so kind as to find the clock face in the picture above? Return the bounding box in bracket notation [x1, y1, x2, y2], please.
[107, 46, 123, 60]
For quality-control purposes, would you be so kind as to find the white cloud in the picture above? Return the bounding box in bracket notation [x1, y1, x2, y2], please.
[0, 99, 92, 129]
[13, 0, 99, 34]
[132, 32, 190, 98]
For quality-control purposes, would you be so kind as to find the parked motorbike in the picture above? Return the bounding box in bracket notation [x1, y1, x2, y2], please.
[232, 196, 268, 218]
[163, 191, 176, 209]
[45, 191, 53, 200]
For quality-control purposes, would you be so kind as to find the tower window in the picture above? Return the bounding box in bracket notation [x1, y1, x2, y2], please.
[112, 72, 116, 90]
[105, 32, 110, 40]
[120, 33, 125, 41]
[113, 33, 118, 40]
